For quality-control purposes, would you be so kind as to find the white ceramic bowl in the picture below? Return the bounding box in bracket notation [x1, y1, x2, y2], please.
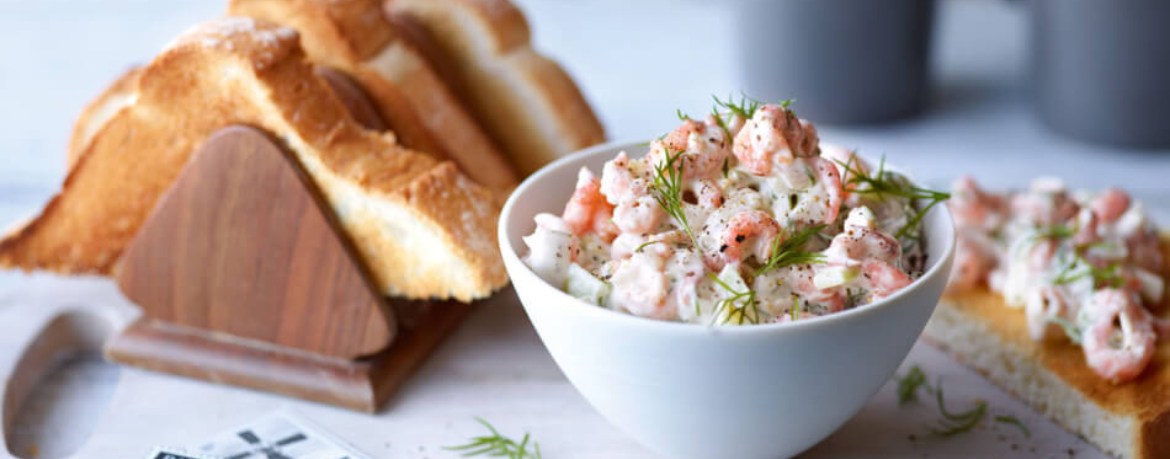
[499, 141, 955, 459]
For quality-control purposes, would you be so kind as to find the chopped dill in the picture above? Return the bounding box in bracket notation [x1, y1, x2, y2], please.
[708, 273, 760, 325]
[755, 224, 827, 277]
[710, 105, 734, 144]
[790, 295, 803, 322]
[713, 93, 762, 119]
[994, 415, 1031, 438]
[895, 365, 931, 405]
[446, 417, 543, 459]
[1047, 316, 1083, 344]
[635, 240, 665, 253]
[930, 380, 987, 437]
[845, 288, 868, 308]
[1053, 253, 1125, 289]
[832, 153, 950, 239]
[721, 157, 730, 179]
[676, 108, 690, 121]
[711, 93, 794, 121]
[650, 147, 701, 250]
[1035, 223, 1074, 241]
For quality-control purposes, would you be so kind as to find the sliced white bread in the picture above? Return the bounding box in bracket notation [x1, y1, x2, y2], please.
[0, 17, 507, 302]
[66, 66, 141, 168]
[385, 0, 606, 176]
[228, 0, 519, 198]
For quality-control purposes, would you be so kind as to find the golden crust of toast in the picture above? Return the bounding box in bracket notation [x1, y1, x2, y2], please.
[0, 17, 506, 302]
[931, 236, 1170, 459]
[66, 66, 142, 168]
[385, 0, 606, 176]
[228, 0, 519, 198]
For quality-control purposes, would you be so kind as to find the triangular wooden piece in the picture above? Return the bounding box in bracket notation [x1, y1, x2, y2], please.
[114, 125, 394, 359]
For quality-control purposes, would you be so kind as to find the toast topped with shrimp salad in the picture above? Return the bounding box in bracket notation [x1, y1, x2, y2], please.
[926, 176, 1169, 459]
[522, 97, 950, 325]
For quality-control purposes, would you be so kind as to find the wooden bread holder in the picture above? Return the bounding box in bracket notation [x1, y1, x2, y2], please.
[103, 69, 478, 413]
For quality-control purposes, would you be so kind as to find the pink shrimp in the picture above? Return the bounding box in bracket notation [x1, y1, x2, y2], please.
[779, 156, 844, 226]
[1027, 239, 1058, 272]
[716, 210, 782, 268]
[820, 145, 866, 197]
[792, 265, 847, 312]
[1010, 184, 1079, 227]
[694, 179, 724, 208]
[600, 152, 642, 204]
[608, 248, 674, 320]
[949, 176, 1007, 230]
[732, 104, 818, 176]
[611, 196, 663, 234]
[612, 247, 706, 321]
[614, 270, 672, 320]
[1072, 208, 1101, 247]
[652, 118, 731, 179]
[947, 237, 995, 293]
[808, 156, 845, 224]
[826, 225, 902, 266]
[1091, 188, 1131, 223]
[1024, 286, 1071, 341]
[1082, 289, 1156, 382]
[863, 260, 913, 300]
[599, 153, 664, 234]
[1127, 228, 1164, 273]
[562, 168, 619, 241]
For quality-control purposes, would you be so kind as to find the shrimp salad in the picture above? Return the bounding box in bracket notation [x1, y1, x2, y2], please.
[948, 176, 1166, 382]
[523, 98, 947, 326]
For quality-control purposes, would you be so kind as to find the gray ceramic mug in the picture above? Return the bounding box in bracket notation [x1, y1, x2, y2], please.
[1032, 0, 1170, 149]
[735, 0, 936, 125]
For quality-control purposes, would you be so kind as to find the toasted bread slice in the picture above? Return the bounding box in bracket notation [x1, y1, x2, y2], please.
[228, 0, 519, 197]
[66, 66, 141, 168]
[924, 235, 1170, 459]
[0, 17, 507, 302]
[385, 0, 606, 176]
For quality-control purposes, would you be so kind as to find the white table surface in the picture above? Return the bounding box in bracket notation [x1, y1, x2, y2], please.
[0, 0, 1167, 458]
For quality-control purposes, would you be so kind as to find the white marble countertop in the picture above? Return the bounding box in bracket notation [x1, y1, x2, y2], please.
[0, 1, 1167, 458]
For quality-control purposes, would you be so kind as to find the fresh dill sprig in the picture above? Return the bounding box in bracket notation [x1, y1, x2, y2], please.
[755, 224, 827, 277]
[707, 273, 760, 325]
[930, 380, 987, 437]
[709, 93, 795, 145]
[994, 415, 1031, 438]
[650, 147, 701, 250]
[634, 240, 665, 254]
[446, 418, 543, 459]
[710, 106, 734, 145]
[712, 93, 763, 119]
[1053, 253, 1125, 289]
[895, 365, 931, 405]
[1047, 316, 1083, 344]
[1034, 223, 1074, 241]
[833, 154, 950, 239]
[676, 108, 691, 121]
